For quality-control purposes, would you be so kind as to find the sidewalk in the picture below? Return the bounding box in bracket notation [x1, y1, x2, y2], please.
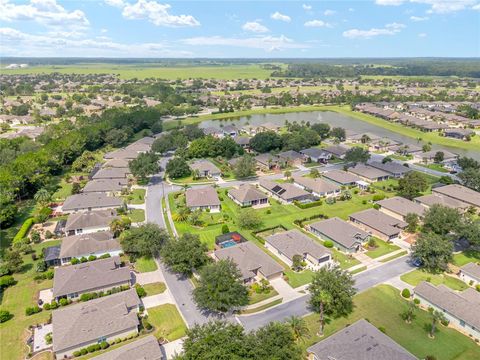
[161, 338, 185, 360]
[142, 291, 174, 309]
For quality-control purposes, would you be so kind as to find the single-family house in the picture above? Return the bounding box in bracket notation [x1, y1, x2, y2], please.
[414, 281, 480, 340]
[322, 170, 362, 187]
[125, 137, 154, 153]
[91, 167, 130, 181]
[459, 263, 480, 287]
[265, 230, 332, 270]
[91, 335, 162, 360]
[444, 128, 475, 141]
[323, 144, 350, 159]
[309, 217, 370, 253]
[414, 193, 470, 212]
[259, 179, 314, 204]
[432, 184, 480, 210]
[228, 184, 269, 207]
[190, 160, 222, 179]
[255, 153, 281, 171]
[103, 148, 138, 160]
[52, 289, 141, 358]
[59, 232, 122, 265]
[292, 175, 341, 198]
[347, 164, 391, 183]
[300, 148, 331, 163]
[367, 161, 410, 178]
[103, 158, 130, 168]
[414, 150, 458, 165]
[376, 196, 426, 221]
[278, 150, 304, 167]
[64, 210, 118, 236]
[233, 136, 251, 149]
[349, 209, 407, 241]
[82, 179, 128, 195]
[62, 193, 123, 213]
[52, 256, 131, 300]
[307, 319, 416, 360]
[213, 241, 283, 284]
[186, 186, 221, 212]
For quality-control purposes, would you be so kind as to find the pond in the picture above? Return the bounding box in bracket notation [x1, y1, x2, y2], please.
[199, 111, 480, 160]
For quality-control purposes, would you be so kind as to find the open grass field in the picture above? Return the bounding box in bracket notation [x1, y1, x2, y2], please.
[301, 285, 480, 360]
[0, 240, 61, 360]
[147, 304, 187, 341]
[400, 269, 469, 291]
[2, 63, 275, 80]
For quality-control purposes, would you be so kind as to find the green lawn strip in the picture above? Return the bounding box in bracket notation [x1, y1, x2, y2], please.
[240, 298, 283, 315]
[248, 289, 279, 305]
[125, 189, 146, 204]
[453, 250, 480, 266]
[168, 175, 214, 185]
[0, 240, 61, 360]
[129, 209, 145, 223]
[379, 250, 408, 263]
[400, 269, 469, 291]
[417, 163, 449, 173]
[350, 266, 368, 275]
[147, 304, 187, 341]
[133, 256, 158, 273]
[142, 282, 166, 296]
[0, 199, 35, 254]
[300, 285, 480, 360]
[331, 249, 361, 270]
[161, 197, 174, 237]
[365, 239, 401, 259]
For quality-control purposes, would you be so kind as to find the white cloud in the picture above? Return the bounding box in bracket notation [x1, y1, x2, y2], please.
[375, 0, 477, 13]
[473, 3, 480, 9]
[101, 28, 108, 33]
[304, 20, 332, 28]
[418, 32, 427, 37]
[270, 11, 291, 22]
[410, 15, 429, 21]
[0, 0, 89, 30]
[343, 22, 405, 39]
[324, 9, 336, 16]
[348, 8, 355, 12]
[0, 26, 194, 57]
[105, 0, 200, 27]
[181, 35, 307, 52]
[375, 0, 405, 5]
[302, 4, 312, 10]
[242, 21, 269, 33]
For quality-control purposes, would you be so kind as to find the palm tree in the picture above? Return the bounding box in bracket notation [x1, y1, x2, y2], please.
[173, 206, 190, 222]
[286, 316, 309, 342]
[34, 189, 51, 206]
[429, 310, 447, 338]
[316, 291, 332, 337]
[400, 301, 417, 324]
[284, 170, 292, 180]
[310, 169, 320, 178]
[361, 134, 371, 144]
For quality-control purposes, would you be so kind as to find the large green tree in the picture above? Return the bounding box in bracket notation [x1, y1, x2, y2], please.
[119, 223, 169, 260]
[161, 233, 209, 276]
[233, 154, 256, 179]
[237, 209, 263, 229]
[344, 147, 371, 165]
[193, 259, 249, 313]
[422, 204, 462, 236]
[249, 131, 282, 153]
[397, 171, 428, 200]
[411, 232, 453, 273]
[250, 321, 303, 360]
[166, 157, 191, 179]
[308, 265, 356, 336]
[458, 168, 480, 192]
[129, 151, 160, 181]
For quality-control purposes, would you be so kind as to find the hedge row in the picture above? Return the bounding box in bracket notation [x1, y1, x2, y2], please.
[13, 218, 35, 244]
[293, 199, 323, 209]
[293, 213, 328, 228]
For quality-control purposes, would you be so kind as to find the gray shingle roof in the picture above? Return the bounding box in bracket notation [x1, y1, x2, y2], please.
[367, 161, 410, 176]
[104, 148, 139, 160]
[414, 193, 470, 210]
[259, 179, 311, 202]
[432, 184, 480, 208]
[323, 144, 350, 157]
[59, 232, 121, 259]
[266, 229, 331, 262]
[103, 158, 131, 168]
[91, 335, 162, 360]
[186, 186, 220, 207]
[322, 170, 361, 185]
[52, 289, 140, 353]
[83, 179, 128, 193]
[92, 167, 130, 180]
[376, 196, 426, 218]
[214, 241, 283, 281]
[349, 209, 407, 237]
[307, 319, 416, 360]
[414, 281, 480, 330]
[300, 148, 330, 159]
[278, 150, 303, 161]
[228, 184, 268, 203]
[309, 217, 370, 249]
[53, 256, 131, 298]
[292, 175, 340, 195]
[65, 210, 118, 232]
[348, 164, 391, 180]
[461, 263, 480, 281]
[190, 160, 221, 174]
[62, 193, 123, 212]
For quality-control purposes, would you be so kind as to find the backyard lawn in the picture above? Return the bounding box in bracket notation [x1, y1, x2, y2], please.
[0, 240, 61, 360]
[147, 304, 187, 341]
[142, 282, 166, 296]
[453, 250, 480, 266]
[400, 269, 469, 291]
[52, 178, 73, 201]
[301, 285, 480, 360]
[365, 238, 401, 259]
[133, 256, 158, 273]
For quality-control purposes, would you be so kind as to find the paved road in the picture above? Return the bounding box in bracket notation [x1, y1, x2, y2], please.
[237, 256, 414, 331]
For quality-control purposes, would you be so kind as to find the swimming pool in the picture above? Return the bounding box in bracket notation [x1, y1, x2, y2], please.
[219, 240, 237, 248]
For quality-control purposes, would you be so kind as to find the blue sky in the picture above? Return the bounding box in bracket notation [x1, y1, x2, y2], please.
[1, 0, 479, 58]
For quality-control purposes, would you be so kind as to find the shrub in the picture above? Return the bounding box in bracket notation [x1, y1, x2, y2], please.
[25, 306, 42, 316]
[142, 317, 153, 331]
[50, 301, 58, 309]
[88, 255, 97, 262]
[45, 332, 52, 345]
[266, 209, 271, 214]
[0, 310, 13, 323]
[294, 199, 323, 209]
[80, 256, 88, 263]
[373, 204, 380, 210]
[323, 240, 334, 248]
[100, 341, 109, 350]
[30, 230, 41, 244]
[0, 275, 16, 288]
[372, 194, 386, 201]
[45, 230, 54, 239]
[476, 284, 480, 292]
[414, 298, 420, 305]
[36, 261, 48, 273]
[59, 298, 69, 306]
[367, 238, 377, 248]
[13, 218, 35, 244]
[135, 284, 147, 298]
[71, 258, 80, 265]
[80, 348, 88, 355]
[221, 224, 230, 234]
[441, 318, 450, 327]
[80, 293, 98, 302]
[43, 303, 51, 310]
[45, 270, 54, 279]
[99, 253, 111, 259]
[401, 288, 411, 298]
[362, 199, 367, 205]
[378, 326, 386, 334]
[73, 351, 81, 357]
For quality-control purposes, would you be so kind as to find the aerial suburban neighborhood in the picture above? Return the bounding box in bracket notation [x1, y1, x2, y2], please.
[1, 1, 480, 360]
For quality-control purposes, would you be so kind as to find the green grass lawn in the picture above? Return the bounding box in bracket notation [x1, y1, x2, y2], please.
[133, 256, 158, 273]
[453, 250, 480, 266]
[129, 209, 145, 223]
[400, 269, 469, 291]
[0, 200, 35, 255]
[301, 285, 480, 360]
[331, 248, 361, 269]
[365, 238, 401, 259]
[0, 240, 61, 360]
[379, 250, 408, 263]
[147, 304, 187, 341]
[240, 299, 283, 315]
[52, 178, 73, 201]
[417, 163, 449, 173]
[125, 189, 146, 204]
[142, 282, 166, 296]
[249, 289, 279, 305]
